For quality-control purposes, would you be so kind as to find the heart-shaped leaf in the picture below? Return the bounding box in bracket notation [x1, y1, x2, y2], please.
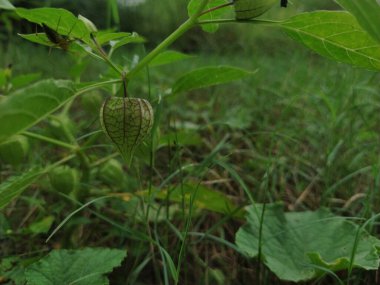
[236, 204, 380, 282]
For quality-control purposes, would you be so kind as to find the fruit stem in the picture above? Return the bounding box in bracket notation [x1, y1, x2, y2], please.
[122, 71, 128, 98]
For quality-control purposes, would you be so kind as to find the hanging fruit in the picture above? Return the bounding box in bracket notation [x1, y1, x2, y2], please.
[0, 135, 29, 166]
[100, 96, 154, 165]
[49, 165, 80, 194]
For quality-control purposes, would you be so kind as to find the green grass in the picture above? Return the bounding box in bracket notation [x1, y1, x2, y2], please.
[1, 10, 380, 285]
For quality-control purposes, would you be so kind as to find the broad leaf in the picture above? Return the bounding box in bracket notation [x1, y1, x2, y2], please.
[0, 0, 14, 10]
[95, 32, 136, 45]
[0, 79, 75, 143]
[0, 168, 45, 209]
[234, 0, 277, 20]
[16, 8, 90, 43]
[149, 50, 194, 67]
[236, 204, 380, 282]
[172, 65, 255, 94]
[335, 0, 380, 44]
[11, 73, 41, 90]
[18, 33, 56, 48]
[25, 248, 127, 285]
[109, 32, 146, 54]
[280, 11, 380, 71]
[138, 183, 244, 218]
[19, 33, 87, 53]
[188, 0, 229, 33]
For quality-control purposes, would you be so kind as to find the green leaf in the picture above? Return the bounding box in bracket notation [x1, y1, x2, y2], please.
[109, 32, 146, 54]
[139, 183, 244, 218]
[161, 248, 179, 282]
[335, 0, 380, 44]
[18, 33, 55, 47]
[0, 70, 7, 88]
[233, 0, 277, 20]
[0, 79, 75, 143]
[236, 204, 380, 282]
[16, 8, 90, 43]
[0, 257, 26, 285]
[188, 0, 229, 33]
[280, 11, 380, 71]
[0, 0, 15, 10]
[158, 130, 202, 148]
[172, 65, 255, 94]
[0, 168, 45, 210]
[18, 33, 86, 53]
[149, 50, 195, 67]
[28, 216, 55, 234]
[25, 248, 127, 285]
[95, 32, 135, 45]
[11, 73, 41, 90]
[78, 14, 97, 33]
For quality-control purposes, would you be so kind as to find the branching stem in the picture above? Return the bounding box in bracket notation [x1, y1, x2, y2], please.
[126, 0, 211, 79]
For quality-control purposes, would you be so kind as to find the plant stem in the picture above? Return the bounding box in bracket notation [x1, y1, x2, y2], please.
[197, 18, 281, 25]
[23, 131, 76, 150]
[90, 34, 123, 75]
[198, 2, 233, 16]
[126, 0, 210, 79]
[76, 79, 122, 96]
[90, 152, 119, 167]
[126, 19, 194, 79]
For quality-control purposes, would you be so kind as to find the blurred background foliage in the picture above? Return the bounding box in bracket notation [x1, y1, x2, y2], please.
[2, 2, 380, 284]
[0, 0, 342, 78]
[2, 0, 341, 48]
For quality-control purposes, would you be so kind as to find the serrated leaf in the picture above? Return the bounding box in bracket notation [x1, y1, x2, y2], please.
[188, 0, 229, 33]
[0, 0, 15, 10]
[25, 248, 127, 285]
[335, 0, 380, 44]
[280, 11, 380, 71]
[0, 168, 45, 209]
[0, 79, 75, 143]
[236, 204, 380, 282]
[16, 8, 90, 43]
[172, 65, 255, 94]
[234, 0, 277, 20]
[149, 50, 194, 67]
